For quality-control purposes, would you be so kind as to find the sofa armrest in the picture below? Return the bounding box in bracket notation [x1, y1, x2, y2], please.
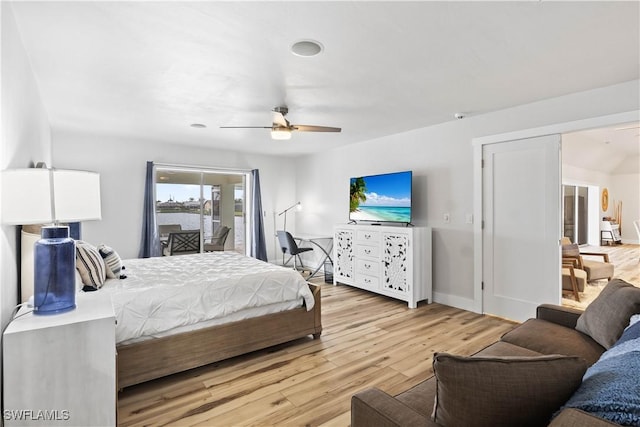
[536, 304, 583, 329]
[351, 388, 436, 427]
[549, 408, 619, 426]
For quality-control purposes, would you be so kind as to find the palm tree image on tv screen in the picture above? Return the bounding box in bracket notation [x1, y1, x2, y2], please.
[349, 171, 412, 223]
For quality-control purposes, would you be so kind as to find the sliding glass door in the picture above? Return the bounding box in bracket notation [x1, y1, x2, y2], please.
[562, 185, 589, 245]
[155, 166, 249, 254]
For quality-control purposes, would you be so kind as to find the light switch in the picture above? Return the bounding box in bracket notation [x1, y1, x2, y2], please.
[443, 213, 450, 223]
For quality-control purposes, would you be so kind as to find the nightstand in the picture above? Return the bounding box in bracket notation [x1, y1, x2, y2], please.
[3, 291, 116, 426]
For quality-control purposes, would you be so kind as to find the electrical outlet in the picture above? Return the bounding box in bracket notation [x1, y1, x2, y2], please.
[443, 213, 450, 223]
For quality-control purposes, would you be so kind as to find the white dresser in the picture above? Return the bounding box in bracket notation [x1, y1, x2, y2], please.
[333, 224, 431, 308]
[3, 291, 116, 426]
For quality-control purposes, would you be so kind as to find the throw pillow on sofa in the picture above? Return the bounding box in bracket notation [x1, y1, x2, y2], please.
[575, 279, 640, 349]
[431, 352, 588, 427]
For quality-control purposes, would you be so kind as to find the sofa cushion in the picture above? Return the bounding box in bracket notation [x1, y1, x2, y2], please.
[501, 318, 605, 365]
[473, 340, 544, 358]
[575, 279, 640, 349]
[394, 342, 546, 418]
[431, 353, 588, 427]
[549, 408, 620, 426]
[395, 376, 437, 418]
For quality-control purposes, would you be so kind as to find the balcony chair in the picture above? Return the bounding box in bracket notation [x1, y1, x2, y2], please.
[204, 226, 230, 252]
[277, 230, 313, 274]
[561, 237, 614, 283]
[163, 230, 201, 256]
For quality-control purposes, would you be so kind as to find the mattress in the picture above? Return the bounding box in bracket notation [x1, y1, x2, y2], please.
[99, 252, 314, 344]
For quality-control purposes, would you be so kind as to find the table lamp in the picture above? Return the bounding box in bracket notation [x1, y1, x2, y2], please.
[1, 166, 101, 314]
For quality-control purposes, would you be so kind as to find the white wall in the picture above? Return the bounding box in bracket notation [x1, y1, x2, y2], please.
[52, 130, 296, 261]
[0, 3, 52, 405]
[295, 80, 640, 309]
[611, 173, 640, 243]
[1, 3, 52, 327]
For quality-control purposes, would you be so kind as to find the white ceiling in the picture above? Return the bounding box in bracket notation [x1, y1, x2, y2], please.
[8, 1, 640, 161]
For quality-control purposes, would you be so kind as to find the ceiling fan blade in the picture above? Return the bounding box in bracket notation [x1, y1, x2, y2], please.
[293, 125, 341, 133]
[615, 124, 640, 131]
[219, 126, 272, 129]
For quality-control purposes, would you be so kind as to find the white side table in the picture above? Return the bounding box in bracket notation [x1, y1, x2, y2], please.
[3, 291, 116, 426]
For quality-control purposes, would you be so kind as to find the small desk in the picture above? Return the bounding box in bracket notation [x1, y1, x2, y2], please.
[294, 234, 334, 280]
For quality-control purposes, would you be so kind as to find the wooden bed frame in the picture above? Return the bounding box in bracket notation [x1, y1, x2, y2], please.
[116, 283, 322, 389]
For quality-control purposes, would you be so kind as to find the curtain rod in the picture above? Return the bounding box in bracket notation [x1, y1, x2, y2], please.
[153, 162, 252, 175]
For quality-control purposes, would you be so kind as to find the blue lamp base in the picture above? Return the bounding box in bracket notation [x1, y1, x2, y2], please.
[33, 226, 76, 315]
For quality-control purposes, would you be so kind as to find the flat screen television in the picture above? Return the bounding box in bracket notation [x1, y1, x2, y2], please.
[349, 170, 412, 224]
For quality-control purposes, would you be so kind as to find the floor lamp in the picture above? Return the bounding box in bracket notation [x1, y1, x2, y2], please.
[1, 166, 101, 315]
[278, 202, 301, 265]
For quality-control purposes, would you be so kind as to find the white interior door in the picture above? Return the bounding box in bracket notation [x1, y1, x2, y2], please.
[482, 134, 561, 322]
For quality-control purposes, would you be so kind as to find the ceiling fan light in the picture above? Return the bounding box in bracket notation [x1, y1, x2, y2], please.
[271, 128, 292, 140]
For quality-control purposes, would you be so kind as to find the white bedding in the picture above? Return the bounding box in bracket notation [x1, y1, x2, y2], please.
[99, 252, 314, 344]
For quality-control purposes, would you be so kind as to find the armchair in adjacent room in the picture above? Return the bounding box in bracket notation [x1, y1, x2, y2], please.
[634, 220, 640, 262]
[561, 258, 586, 301]
[560, 237, 614, 283]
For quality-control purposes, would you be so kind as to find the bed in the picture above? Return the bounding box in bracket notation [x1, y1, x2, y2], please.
[97, 251, 322, 389]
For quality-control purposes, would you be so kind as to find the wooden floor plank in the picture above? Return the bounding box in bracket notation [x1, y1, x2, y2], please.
[118, 245, 639, 426]
[118, 282, 518, 426]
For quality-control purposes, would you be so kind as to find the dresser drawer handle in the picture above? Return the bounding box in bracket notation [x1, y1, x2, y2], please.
[364, 278, 371, 284]
[364, 263, 371, 269]
[364, 249, 371, 255]
[365, 234, 371, 239]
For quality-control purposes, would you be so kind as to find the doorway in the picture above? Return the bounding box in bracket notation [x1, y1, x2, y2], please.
[473, 111, 639, 321]
[562, 185, 589, 245]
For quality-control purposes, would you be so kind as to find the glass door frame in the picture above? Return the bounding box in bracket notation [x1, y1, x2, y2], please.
[154, 163, 252, 256]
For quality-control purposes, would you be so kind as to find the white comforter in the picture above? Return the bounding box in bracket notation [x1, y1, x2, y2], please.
[99, 252, 314, 344]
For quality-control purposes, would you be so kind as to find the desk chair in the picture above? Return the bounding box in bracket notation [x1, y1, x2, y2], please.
[277, 231, 313, 273]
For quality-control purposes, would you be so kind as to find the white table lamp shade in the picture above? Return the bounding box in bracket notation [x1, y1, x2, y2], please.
[1, 168, 101, 224]
[2, 167, 101, 313]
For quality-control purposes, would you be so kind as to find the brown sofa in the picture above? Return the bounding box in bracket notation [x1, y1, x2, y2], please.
[352, 303, 621, 427]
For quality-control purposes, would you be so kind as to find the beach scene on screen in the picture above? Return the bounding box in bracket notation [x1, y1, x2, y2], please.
[349, 172, 411, 222]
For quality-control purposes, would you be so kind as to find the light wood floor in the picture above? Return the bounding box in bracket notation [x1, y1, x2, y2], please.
[117, 283, 518, 426]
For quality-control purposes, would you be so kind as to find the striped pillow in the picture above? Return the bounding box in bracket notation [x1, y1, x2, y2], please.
[97, 244, 125, 279]
[76, 241, 106, 290]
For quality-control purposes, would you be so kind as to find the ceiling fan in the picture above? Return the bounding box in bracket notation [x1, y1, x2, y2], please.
[220, 106, 341, 140]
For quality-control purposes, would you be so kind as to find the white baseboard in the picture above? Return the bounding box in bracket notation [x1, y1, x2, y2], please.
[433, 291, 479, 314]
